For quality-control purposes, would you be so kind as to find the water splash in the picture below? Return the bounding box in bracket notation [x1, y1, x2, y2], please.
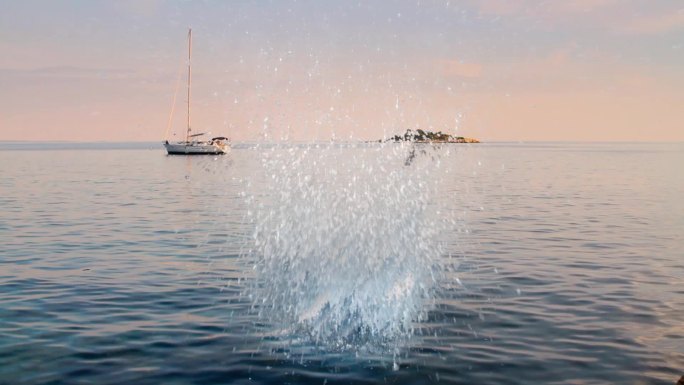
[244, 142, 452, 348]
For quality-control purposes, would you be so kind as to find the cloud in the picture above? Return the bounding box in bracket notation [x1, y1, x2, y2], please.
[542, 0, 620, 14]
[470, 0, 526, 16]
[0, 66, 137, 80]
[470, 0, 618, 18]
[464, 0, 684, 36]
[112, 0, 164, 18]
[615, 8, 684, 35]
[439, 59, 483, 79]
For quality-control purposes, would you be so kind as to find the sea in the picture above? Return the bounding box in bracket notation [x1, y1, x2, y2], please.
[1, 141, 682, 385]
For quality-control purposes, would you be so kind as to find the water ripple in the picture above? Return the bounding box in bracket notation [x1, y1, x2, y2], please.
[0, 143, 682, 384]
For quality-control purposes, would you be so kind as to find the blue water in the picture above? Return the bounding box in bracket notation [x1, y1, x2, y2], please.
[1, 142, 682, 384]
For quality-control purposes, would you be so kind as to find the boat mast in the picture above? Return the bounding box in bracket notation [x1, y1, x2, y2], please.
[186, 28, 192, 142]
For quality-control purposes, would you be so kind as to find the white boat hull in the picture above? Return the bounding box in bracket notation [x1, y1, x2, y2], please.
[164, 141, 229, 155]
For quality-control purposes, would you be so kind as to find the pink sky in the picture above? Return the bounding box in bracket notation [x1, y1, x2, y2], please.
[1, 0, 682, 142]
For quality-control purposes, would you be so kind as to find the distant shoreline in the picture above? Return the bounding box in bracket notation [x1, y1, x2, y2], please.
[0, 141, 158, 151]
[382, 129, 480, 143]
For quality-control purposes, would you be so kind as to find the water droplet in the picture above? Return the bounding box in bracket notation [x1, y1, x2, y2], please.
[243, 142, 452, 346]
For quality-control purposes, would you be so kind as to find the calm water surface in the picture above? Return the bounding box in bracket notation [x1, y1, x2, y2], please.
[1, 142, 682, 384]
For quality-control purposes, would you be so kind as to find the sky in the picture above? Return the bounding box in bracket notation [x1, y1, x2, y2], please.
[0, 0, 682, 142]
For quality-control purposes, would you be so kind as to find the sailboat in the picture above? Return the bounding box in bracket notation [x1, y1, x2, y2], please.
[164, 28, 230, 155]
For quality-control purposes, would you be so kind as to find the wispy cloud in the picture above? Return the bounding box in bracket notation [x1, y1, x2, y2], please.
[0, 66, 136, 79]
[615, 8, 684, 35]
[466, 0, 684, 36]
[469, 0, 618, 18]
[439, 59, 483, 79]
[112, 0, 165, 18]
